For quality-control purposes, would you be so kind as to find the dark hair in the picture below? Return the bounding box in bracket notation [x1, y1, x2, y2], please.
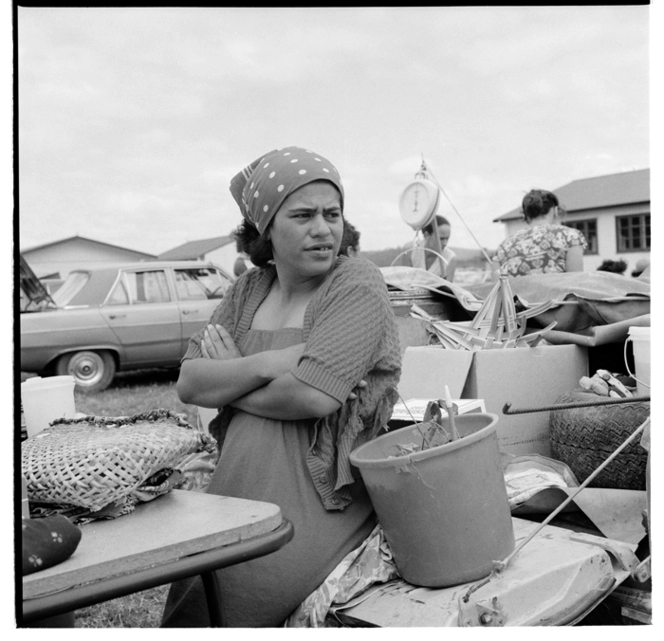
[232, 220, 274, 268]
[521, 189, 559, 222]
[339, 219, 360, 256]
[422, 215, 451, 236]
[597, 259, 627, 275]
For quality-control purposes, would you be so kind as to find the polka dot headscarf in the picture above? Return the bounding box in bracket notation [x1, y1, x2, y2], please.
[229, 146, 344, 234]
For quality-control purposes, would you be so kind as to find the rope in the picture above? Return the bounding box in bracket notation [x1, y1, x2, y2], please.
[424, 163, 494, 265]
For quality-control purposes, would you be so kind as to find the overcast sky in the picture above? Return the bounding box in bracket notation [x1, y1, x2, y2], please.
[16, 6, 651, 256]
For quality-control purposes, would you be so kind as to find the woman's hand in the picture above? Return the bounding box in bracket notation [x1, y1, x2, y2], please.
[201, 324, 242, 360]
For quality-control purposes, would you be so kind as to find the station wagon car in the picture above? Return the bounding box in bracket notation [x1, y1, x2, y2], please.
[20, 260, 234, 392]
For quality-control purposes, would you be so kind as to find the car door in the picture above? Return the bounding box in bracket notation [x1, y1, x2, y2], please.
[99, 268, 183, 367]
[173, 266, 232, 353]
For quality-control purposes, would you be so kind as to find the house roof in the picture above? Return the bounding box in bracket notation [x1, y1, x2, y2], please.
[157, 235, 234, 260]
[493, 168, 650, 222]
[21, 234, 157, 259]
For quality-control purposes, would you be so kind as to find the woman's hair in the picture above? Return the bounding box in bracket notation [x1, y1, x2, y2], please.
[339, 219, 360, 256]
[232, 220, 274, 268]
[521, 189, 559, 222]
[597, 259, 627, 275]
[422, 215, 451, 235]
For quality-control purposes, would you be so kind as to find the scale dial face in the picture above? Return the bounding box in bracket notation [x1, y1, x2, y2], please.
[399, 179, 440, 230]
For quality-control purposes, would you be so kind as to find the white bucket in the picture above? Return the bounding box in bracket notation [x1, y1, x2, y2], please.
[627, 326, 651, 397]
[21, 375, 77, 438]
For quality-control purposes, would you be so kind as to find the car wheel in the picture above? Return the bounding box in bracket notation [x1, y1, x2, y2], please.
[550, 390, 649, 490]
[56, 350, 116, 393]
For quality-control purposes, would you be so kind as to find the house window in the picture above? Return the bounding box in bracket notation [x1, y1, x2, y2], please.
[564, 219, 598, 254]
[616, 214, 651, 252]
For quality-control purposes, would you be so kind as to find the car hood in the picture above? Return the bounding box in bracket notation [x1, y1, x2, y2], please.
[20, 255, 57, 312]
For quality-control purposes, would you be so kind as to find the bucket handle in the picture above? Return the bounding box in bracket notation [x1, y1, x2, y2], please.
[624, 336, 650, 391]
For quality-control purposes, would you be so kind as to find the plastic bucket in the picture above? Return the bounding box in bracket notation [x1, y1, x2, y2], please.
[21, 375, 76, 438]
[350, 413, 515, 588]
[628, 326, 651, 397]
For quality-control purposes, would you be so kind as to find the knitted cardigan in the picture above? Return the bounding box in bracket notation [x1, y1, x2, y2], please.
[183, 256, 402, 511]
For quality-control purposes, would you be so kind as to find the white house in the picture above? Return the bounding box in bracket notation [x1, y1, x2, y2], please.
[21, 235, 156, 290]
[493, 169, 650, 273]
[157, 236, 240, 277]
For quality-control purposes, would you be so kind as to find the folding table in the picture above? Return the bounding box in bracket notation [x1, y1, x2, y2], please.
[21, 489, 294, 627]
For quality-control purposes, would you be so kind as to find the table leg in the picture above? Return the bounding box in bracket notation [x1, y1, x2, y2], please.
[200, 570, 224, 627]
[20, 611, 75, 628]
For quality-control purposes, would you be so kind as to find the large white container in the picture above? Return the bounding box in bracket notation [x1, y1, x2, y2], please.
[21, 376, 76, 438]
[628, 326, 651, 397]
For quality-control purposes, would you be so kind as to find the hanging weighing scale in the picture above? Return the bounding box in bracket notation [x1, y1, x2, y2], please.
[398, 164, 441, 231]
[396, 159, 449, 275]
[394, 156, 496, 280]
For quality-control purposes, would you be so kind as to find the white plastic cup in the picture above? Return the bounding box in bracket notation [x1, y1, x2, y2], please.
[628, 326, 651, 397]
[21, 375, 77, 438]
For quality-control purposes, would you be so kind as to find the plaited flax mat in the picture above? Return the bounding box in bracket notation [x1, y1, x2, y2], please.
[22, 409, 218, 514]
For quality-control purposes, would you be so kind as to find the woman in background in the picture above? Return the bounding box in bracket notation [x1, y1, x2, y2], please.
[493, 189, 586, 278]
[407, 214, 457, 282]
[339, 219, 361, 257]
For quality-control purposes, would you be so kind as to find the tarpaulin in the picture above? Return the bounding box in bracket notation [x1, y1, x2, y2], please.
[466, 271, 650, 334]
[381, 268, 650, 346]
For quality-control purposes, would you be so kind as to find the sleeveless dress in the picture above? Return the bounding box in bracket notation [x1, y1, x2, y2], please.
[495, 223, 587, 277]
[161, 327, 376, 627]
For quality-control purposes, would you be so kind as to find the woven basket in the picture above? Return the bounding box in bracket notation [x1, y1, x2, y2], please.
[22, 409, 217, 512]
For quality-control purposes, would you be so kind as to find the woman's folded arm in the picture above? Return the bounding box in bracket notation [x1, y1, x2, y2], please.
[177, 352, 280, 408]
[177, 324, 307, 408]
[230, 373, 341, 420]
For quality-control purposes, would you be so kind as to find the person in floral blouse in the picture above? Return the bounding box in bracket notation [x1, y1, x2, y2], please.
[493, 189, 587, 278]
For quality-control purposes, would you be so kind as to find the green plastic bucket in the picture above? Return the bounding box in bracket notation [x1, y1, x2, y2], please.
[350, 413, 515, 588]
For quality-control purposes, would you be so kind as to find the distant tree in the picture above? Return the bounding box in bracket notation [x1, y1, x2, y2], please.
[362, 245, 411, 267]
[362, 245, 494, 269]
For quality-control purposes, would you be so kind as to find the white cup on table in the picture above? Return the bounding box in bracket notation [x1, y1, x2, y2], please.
[21, 376, 77, 438]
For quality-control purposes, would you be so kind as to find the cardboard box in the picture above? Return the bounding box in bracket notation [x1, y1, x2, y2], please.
[398, 346, 474, 400]
[394, 317, 431, 356]
[461, 344, 588, 456]
[397, 344, 588, 456]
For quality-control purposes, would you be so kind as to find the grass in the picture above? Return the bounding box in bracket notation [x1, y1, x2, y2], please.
[75, 585, 170, 628]
[68, 368, 199, 628]
[73, 368, 198, 426]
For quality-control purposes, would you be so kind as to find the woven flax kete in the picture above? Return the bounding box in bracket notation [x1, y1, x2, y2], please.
[21, 409, 218, 512]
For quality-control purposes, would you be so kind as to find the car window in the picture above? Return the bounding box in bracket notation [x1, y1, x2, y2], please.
[52, 271, 90, 307]
[107, 279, 130, 305]
[174, 268, 230, 301]
[124, 270, 171, 304]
